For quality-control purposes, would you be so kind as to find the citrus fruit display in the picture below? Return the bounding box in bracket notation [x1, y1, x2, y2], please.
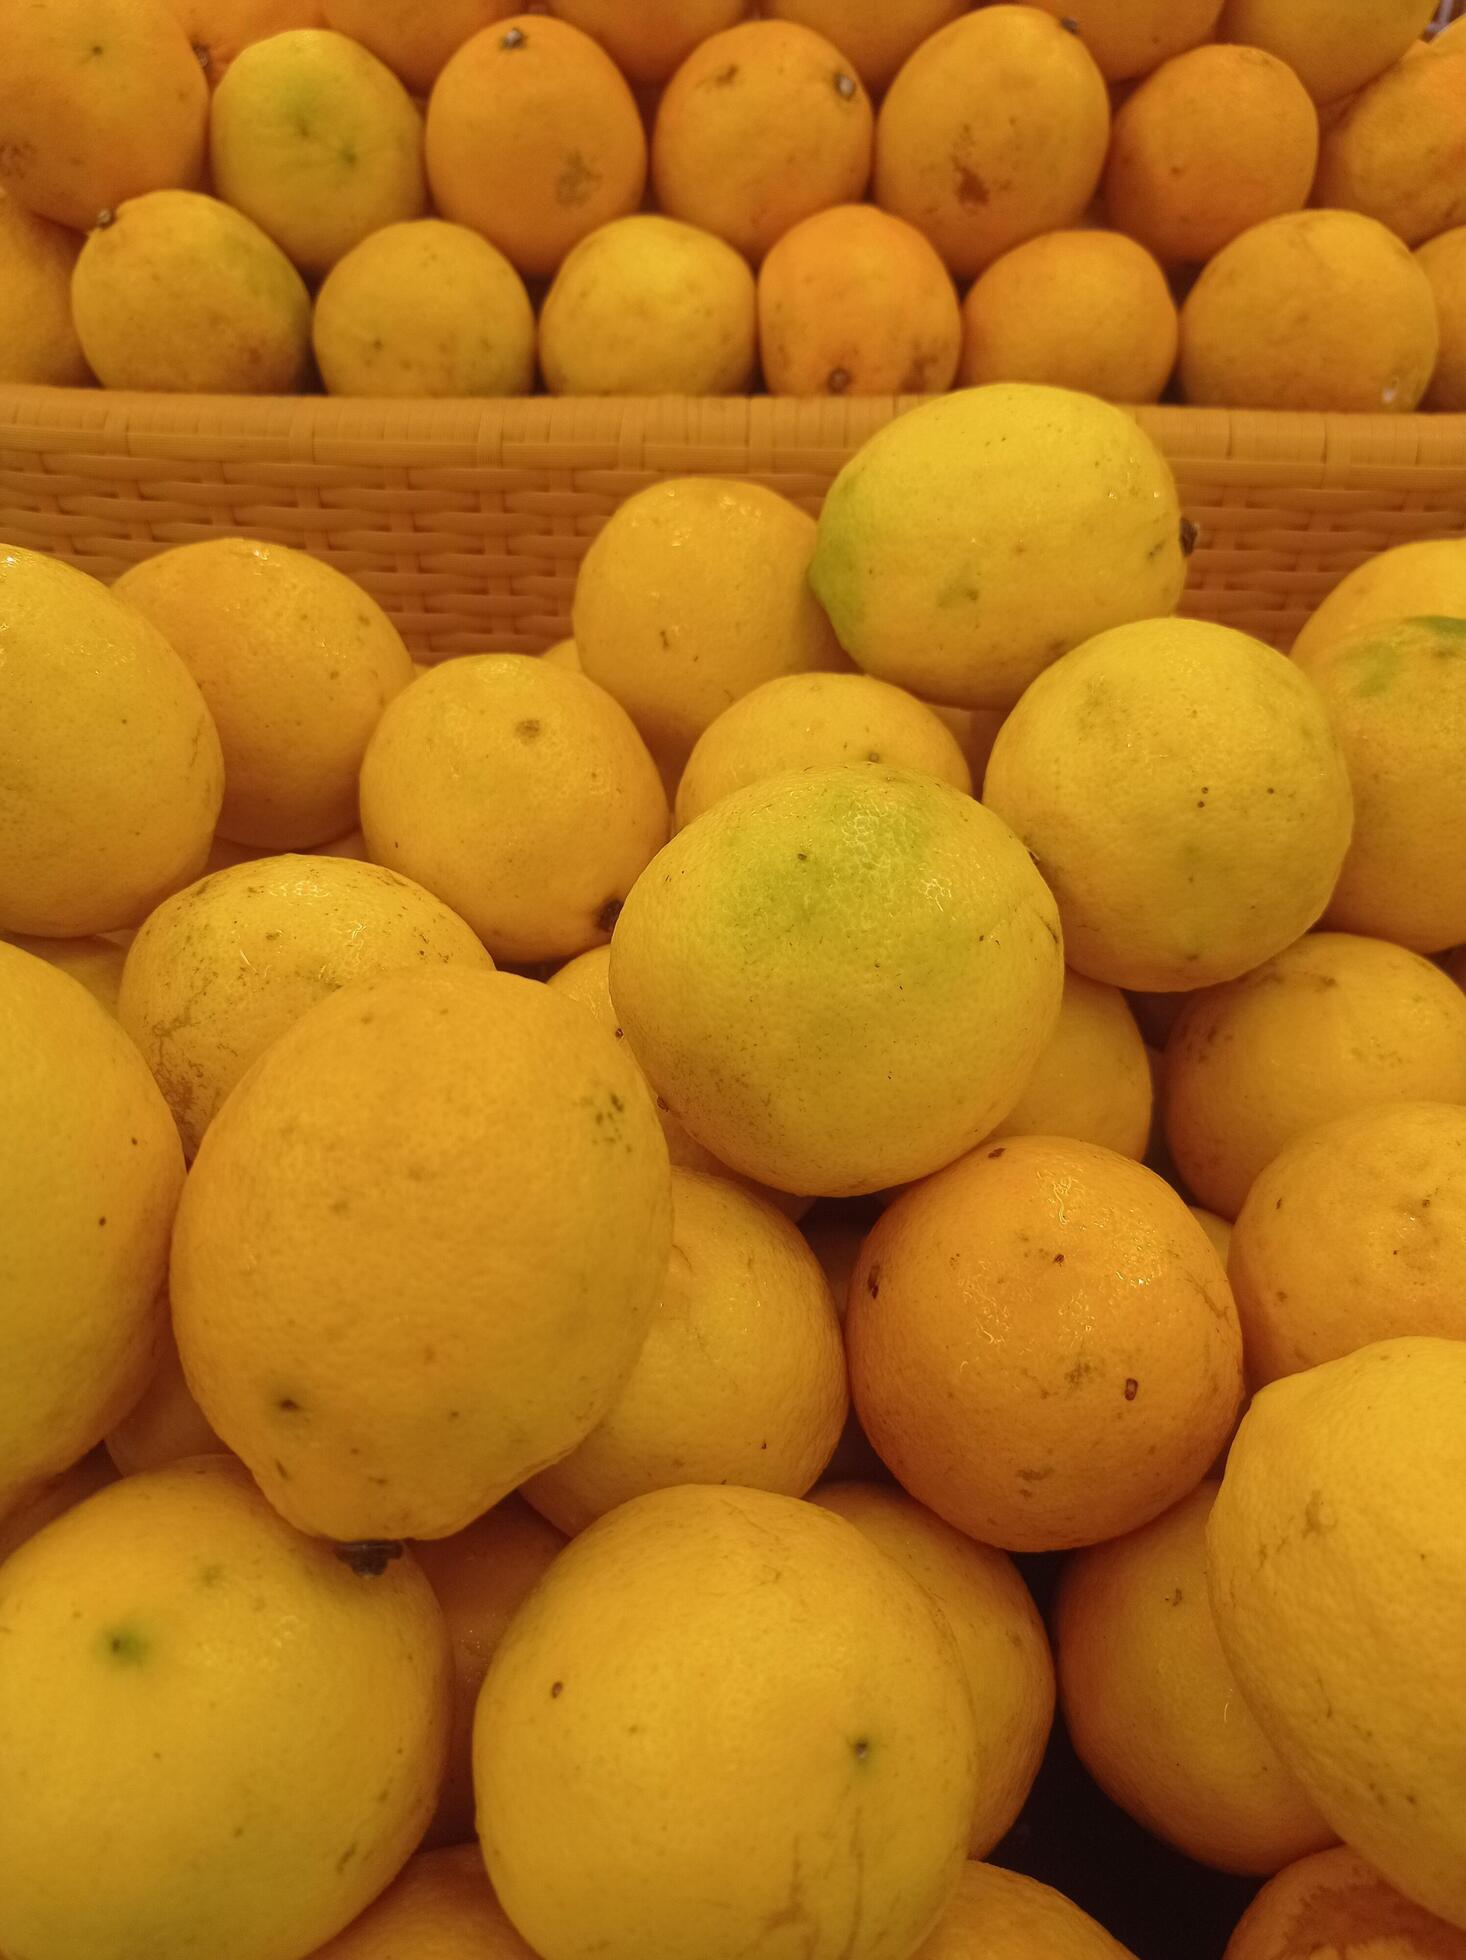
[5, 0, 1466, 1914]
[2, 0, 1466, 412]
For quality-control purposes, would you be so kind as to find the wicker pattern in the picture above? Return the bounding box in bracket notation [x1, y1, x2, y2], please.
[2, 386, 1466, 656]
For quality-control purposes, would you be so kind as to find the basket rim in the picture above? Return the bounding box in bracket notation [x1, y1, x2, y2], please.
[4, 383, 1466, 462]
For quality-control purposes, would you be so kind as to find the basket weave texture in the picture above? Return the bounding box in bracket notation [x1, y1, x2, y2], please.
[2, 386, 1465, 657]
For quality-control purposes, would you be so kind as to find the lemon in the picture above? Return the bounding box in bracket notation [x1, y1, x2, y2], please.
[360, 654, 669, 965]
[540, 214, 757, 397]
[0, 187, 88, 384]
[314, 219, 536, 398]
[0, 1456, 451, 1960]
[1227, 1100, 1466, 1385]
[0, 546, 222, 937]
[114, 537, 414, 852]
[118, 853, 491, 1157]
[413, 1498, 565, 1850]
[1292, 540, 1466, 663]
[808, 383, 1187, 710]
[572, 476, 850, 771]
[71, 189, 313, 393]
[1292, 616, 1466, 953]
[674, 670, 972, 830]
[474, 1483, 979, 1960]
[0, 931, 128, 1016]
[1208, 1336, 1466, 1929]
[1163, 932, 1466, 1219]
[609, 765, 1064, 1195]
[1055, 1480, 1333, 1873]
[171, 968, 671, 1541]
[983, 618, 1354, 990]
[209, 28, 425, 276]
[523, 1168, 848, 1532]
[985, 967, 1153, 1160]
[1, 942, 183, 1504]
[812, 1481, 1055, 1858]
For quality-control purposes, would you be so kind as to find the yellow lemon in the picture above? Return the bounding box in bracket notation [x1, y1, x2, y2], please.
[118, 853, 491, 1157]
[1291, 616, 1466, 953]
[1419, 226, 1466, 411]
[524, 1168, 848, 1533]
[610, 766, 1064, 1195]
[0, 188, 88, 384]
[1228, 1100, 1466, 1385]
[171, 968, 671, 1541]
[1056, 1480, 1334, 1873]
[0, 1456, 451, 1960]
[813, 1480, 1055, 1858]
[209, 27, 426, 276]
[983, 618, 1354, 991]
[0, 547, 222, 937]
[474, 1483, 979, 1960]
[546, 943, 812, 1216]
[809, 384, 1187, 711]
[2, 948, 180, 1497]
[115, 537, 414, 851]
[572, 476, 850, 768]
[1208, 1336, 1466, 1929]
[314, 219, 535, 397]
[359, 654, 668, 964]
[1292, 541, 1466, 663]
[414, 1498, 565, 1850]
[0, 931, 128, 1016]
[1178, 209, 1439, 413]
[1164, 932, 1466, 1219]
[71, 189, 313, 393]
[540, 214, 758, 397]
[674, 670, 972, 830]
[984, 968, 1153, 1160]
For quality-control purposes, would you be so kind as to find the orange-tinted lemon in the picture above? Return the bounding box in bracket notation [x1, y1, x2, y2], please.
[848, 1134, 1243, 1551]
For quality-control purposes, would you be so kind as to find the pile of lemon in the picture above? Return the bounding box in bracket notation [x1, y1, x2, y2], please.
[3, 0, 1466, 413]
[3, 382, 1466, 1960]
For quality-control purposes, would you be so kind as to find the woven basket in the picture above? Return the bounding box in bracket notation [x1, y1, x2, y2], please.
[2, 385, 1465, 657]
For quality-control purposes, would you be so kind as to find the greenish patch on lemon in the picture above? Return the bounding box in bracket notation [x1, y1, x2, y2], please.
[1346, 645, 1401, 697]
[99, 1623, 149, 1665]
